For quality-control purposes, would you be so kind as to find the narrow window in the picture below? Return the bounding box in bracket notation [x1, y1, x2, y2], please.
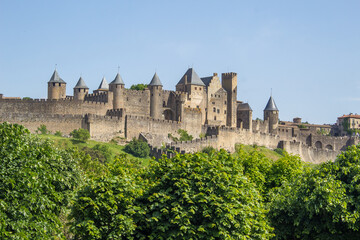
[213, 107, 216, 112]
[214, 116, 217, 120]
[195, 87, 197, 90]
[217, 109, 220, 114]
[225, 101, 227, 105]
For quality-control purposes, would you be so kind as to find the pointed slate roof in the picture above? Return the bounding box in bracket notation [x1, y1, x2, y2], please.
[264, 96, 279, 111]
[177, 68, 205, 86]
[97, 77, 109, 90]
[110, 73, 125, 85]
[48, 70, 66, 83]
[148, 72, 162, 86]
[238, 103, 253, 111]
[74, 77, 89, 89]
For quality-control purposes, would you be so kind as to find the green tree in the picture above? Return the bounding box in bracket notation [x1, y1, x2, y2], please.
[70, 128, 90, 142]
[268, 145, 360, 239]
[130, 83, 147, 90]
[124, 138, 150, 158]
[54, 130, 62, 137]
[70, 156, 145, 239]
[136, 150, 273, 239]
[0, 122, 81, 239]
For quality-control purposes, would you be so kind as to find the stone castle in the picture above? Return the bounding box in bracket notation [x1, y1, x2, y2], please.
[0, 68, 357, 163]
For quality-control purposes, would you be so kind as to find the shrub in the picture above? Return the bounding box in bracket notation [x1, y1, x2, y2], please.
[124, 138, 150, 158]
[70, 128, 90, 142]
[201, 146, 216, 154]
[54, 130, 62, 137]
[36, 124, 49, 134]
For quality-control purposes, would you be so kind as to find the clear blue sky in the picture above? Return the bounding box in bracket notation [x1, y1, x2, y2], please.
[1, 0, 359, 124]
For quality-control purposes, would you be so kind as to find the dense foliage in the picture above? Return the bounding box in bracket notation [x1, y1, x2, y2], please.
[70, 128, 90, 142]
[124, 138, 150, 158]
[0, 123, 81, 239]
[71, 150, 274, 239]
[5, 122, 360, 239]
[268, 145, 360, 239]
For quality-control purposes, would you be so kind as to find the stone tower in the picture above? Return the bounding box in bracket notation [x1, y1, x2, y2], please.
[264, 96, 279, 133]
[47, 69, 66, 100]
[222, 72, 237, 127]
[237, 103, 253, 130]
[73, 77, 89, 100]
[148, 72, 163, 119]
[109, 73, 125, 109]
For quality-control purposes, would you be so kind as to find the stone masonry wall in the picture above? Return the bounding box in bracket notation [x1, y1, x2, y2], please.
[0, 112, 84, 134]
[0, 99, 110, 115]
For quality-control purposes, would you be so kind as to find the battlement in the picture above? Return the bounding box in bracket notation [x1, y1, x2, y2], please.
[222, 72, 237, 77]
[86, 113, 122, 121]
[124, 89, 149, 95]
[86, 92, 108, 98]
[106, 109, 124, 117]
[126, 114, 180, 125]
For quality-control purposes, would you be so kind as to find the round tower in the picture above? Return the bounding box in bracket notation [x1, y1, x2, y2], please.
[264, 96, 279, 133]
[73, 77, 89, 100]
[47, 69, 67, 100]
[109, 73, 125, 109]
[148, 72, 163, 119]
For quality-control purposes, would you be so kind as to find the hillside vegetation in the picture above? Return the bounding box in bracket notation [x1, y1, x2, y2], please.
[2, 123, 360, 239]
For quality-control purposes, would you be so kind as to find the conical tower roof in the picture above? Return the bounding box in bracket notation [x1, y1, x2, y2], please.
[110, 73, 125, 85]
[264, 96, 279, 111]
[177, 68, 205, 86]
[148, 72, 163, 86]
[74, 77, 89, 89]
[97, 77, 109, 90]
[48, 69, 66, 83]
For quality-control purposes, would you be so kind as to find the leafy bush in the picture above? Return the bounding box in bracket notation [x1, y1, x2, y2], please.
[201, 146, 216, 154]
[70, 128, 90, 142]
[274, 148, 286, 156]
[0, 122, 81, 238]
[124, 138, 150, 158]
[81, 144, 112, 163]
[36, 124, 49, 134]
[169, 129, 193, 142]
[54, 130, 62, 137]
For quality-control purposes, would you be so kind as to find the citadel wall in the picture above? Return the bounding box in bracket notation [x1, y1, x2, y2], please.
[85, 114, 125, 141]
[123, 89, 150, 116]
[0, 112, 84, 134]
[0, 99, 110, 115]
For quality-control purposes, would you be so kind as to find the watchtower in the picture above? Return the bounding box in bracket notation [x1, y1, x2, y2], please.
[47, 70, 66, 100]
[264, 96, 279, 133]
[109, 73, 125, 109]
[73, 77, 89, 100]
[148, 72, 163, 119]
[222, 72, 237, 127]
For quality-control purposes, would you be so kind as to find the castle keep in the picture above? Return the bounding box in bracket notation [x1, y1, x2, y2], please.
[0, 68, 357, 163]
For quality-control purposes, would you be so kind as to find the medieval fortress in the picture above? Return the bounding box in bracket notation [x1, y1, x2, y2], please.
[0, 68, 356, 163]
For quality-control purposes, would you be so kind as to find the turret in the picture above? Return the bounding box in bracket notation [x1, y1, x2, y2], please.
[47, 69, 66, 100]
[264, 96, 279, 133]
[94, 77, 109, 93]
[109, 73, 125, 109]
[222, 72, 237, 127]
[73, 77, 89, 100]
[148, 72, 163, 119]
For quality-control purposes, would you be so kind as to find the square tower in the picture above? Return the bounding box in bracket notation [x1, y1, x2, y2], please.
[221, 72, 237, 127]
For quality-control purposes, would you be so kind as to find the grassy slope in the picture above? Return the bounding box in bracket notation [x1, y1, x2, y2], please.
[37, 134, 151, 166]
[238, 144, 283, 161]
